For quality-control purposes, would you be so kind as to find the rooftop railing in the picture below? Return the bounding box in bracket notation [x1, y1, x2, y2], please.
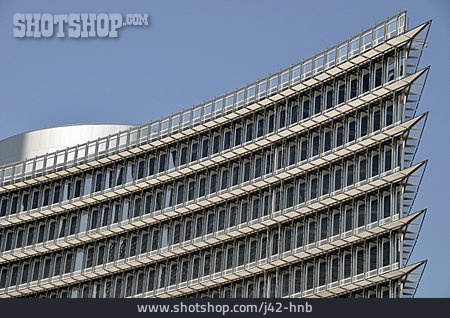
[0, 11, 407, 187]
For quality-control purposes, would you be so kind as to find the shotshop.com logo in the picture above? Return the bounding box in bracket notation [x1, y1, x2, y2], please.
[13, 13, 149, 38]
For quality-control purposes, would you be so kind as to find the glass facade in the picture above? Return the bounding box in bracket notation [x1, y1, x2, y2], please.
[0, 11, 430, 298]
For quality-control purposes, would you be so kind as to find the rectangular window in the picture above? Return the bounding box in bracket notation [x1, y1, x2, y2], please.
[302, 100, 310, 119]
[326, 89, 334, 109]
[348, 120, 356, 142]
[375, 65, 382, 87]
[213, 135, 220, 154]
[345, 208, 353, 232]
[360, 114, 368, 137]
[223, 131, 231, 150]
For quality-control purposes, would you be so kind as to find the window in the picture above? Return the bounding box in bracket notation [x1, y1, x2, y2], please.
[195, 216, 204, 238]
[226, 246, 234, 269]
[338, 81, 346, 104]
[221, 169, 229, 190]
[357, 203, 365, 227]
[382, 240, 390, 266]
[212, 135, 220, 154]
[350, 76, 358, 99]
[374, 64, 383, 87]
[237, 243, 245, 266]
[218, 210, 225, 231]
[386, 56, 395, 82]
[296, 223, 304, 247]
[254, 157, 262, 178]
[268, 113, 275, 133]
[318, 261, 326, 286]
[357, 248, 365, 274]
[362, 69, 370, 93]
[370, 198, 378, 223]
[286, 186, 294, 208]
[326, 88, 334, 109]
[137, 160, 146, 179]
[308, 220, 316, 244]
[288, 145, 296, 166]
[271, 231, 279, 255]
[334, 168, 342, 191]
[203, 254, 211, 276]
[214, 251, 222, 273]
[290, 101, 299, 124]
[298, 181, 306, 204]
[243, 161, 251, 182]
[322, 173, 330, 195]
[373, 108, 381, 131]
[232, 166, 240, 186]
[348, 120, 356, 142]
[359, 158, 367, 182]
[252, 198, 260, 220]
[223, 130, 231, 150]
[281, 272, 290, 296]
[324, 130, 332, 152]
[172, 223, 180, 244]
[240, 202, 248, 224]
[234, 126, 242, 146]
[346, 163, 354, 186]
[360, 114, 368, 137]
[229, 206, 237, 227]
[191, 143, 198, 162]
[0, 199, 7, 217]
[343, 253, 352, 278]
[314, 94, 322, 114]
[320, 216, 328, 240]
[180, 146, 188, 165]
[312, 134, 320, 156]
[310, 177, 318, 200]
[95, 173, 103, 192]
[279, 109, 286, 128]
[201, 139, 209, 158]
[206, 213, 214, 234]
[246, 122, 254, 142]
[176, 184, 184, 205]
[283, 227, 292, 251]
[184, 220, 192, 242]
[372, 153, 379, 177]
[210, 174, 217, 194]
[332, 211, 340, 236]
[384, 148, 392, 172]
[345, 207, 353, 232]
[300, 140, 308, 161]
[169, 149, 177, 169]
[257, 117, 265, 137]
[331, 257, 339, 282]
[306, 264, 314, 290]
[386, 104, 393, 126]
[383, 194, 391, 218]
[302, 99, 310, 119]
[249, 239, 257, 263]
[294, 268, 302, 293]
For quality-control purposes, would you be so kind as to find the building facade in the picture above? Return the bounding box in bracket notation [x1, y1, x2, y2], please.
[0, 11, 430, 298]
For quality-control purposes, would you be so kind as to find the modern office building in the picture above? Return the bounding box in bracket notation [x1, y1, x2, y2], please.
[0, 11, 430, 298]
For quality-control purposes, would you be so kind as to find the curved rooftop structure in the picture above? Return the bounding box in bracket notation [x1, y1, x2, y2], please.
[0, 124, 136, 166]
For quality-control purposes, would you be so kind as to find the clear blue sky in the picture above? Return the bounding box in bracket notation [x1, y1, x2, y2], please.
[0, 0, 449, 297]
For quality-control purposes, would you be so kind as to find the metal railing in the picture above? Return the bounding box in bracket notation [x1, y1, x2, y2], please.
[0, 12, 407, 187]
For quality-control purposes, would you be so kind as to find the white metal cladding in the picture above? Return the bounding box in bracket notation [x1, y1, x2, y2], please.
[307, 261, 427, 298]
[0, 13, 431, 299]
[0, 115, 426, 229]
[0, 210, 424, 297]
[0, 14, 431, 191]
[0, 115, 427, 263]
